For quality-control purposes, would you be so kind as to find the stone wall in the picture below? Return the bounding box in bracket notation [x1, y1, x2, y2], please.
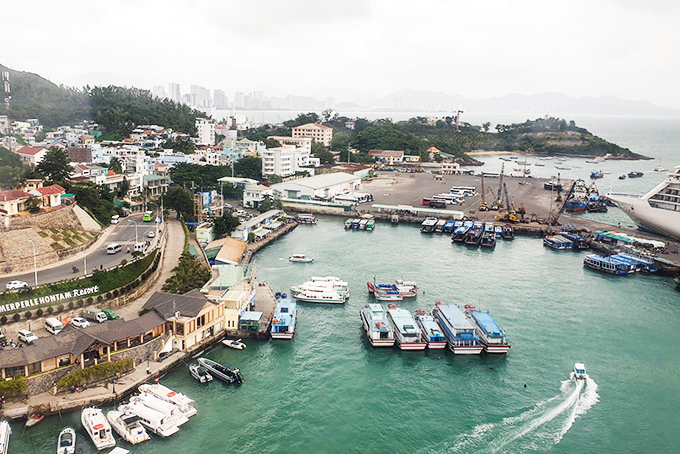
[110, 335, 166, 364]
[27, 364, 77, 396]
[4, 205, 84, 231]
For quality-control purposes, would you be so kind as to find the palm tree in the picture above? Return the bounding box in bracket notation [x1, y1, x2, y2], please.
[109, 157, 123, 174]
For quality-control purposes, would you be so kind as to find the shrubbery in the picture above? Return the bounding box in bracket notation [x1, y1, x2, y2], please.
[58, 358, 134, 388]
[0, 377, 27, 397]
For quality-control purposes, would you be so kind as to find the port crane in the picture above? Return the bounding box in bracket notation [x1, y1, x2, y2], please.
[496, 182, 519, 223]
[479, 174, 489, 211]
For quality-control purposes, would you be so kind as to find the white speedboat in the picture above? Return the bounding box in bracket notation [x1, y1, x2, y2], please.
[81, 407, 116, 451]
[129, 394, 189, 427]
[197, 358, 244, 384]
[139, 383, 197, 418]
[607, 165, 680, 240]
[0, 421, 10, 454]
[395, 279, 418, 298]
[57, 427, 76, 454]
[189, 363, 212, 383]
[106, 410, 150, 445]
[117, 402, 179, 438]
[574, 363, 587, 380]
[222, 338, 247, 350]
[291, 277, 349, 299]
[293, 287, 346, 304]
[289, 253, 313, 263]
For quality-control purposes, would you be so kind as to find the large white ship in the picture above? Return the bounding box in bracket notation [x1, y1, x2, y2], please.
[607, 165, 680, 240]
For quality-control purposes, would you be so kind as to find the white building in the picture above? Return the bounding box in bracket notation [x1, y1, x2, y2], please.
[169, 83, 181, 103]
[271, 172, 361, 201]
[261, 145, 312, 177]
[14, 146, 47, 166]
[196, 118, 216, 146]
[243, 184, 275, 209]
[292, 123, 333, 147]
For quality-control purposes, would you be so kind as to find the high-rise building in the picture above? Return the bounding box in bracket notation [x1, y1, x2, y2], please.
[190, 85, 211, 108]
[196, 118, 216, 146]
[234, 92, 245, 109]
[214, 90, 228, 109]
[152, 86, 167, 98]
[169, 83, 181, 103]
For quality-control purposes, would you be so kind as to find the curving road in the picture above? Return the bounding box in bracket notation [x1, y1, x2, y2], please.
[0, 213, 162, 292]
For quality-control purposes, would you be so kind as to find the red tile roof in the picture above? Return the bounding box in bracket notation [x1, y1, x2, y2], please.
[0, 190, 32, 202]
[15, 146, 45, 156]
[36, 184, 66, 196]
[368, 150, 404, 157]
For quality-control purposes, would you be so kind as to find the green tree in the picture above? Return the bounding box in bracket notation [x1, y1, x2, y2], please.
[0, 166, 24, 190]
[257, 195, 274, 213]
[234, 156, 262, 180]
[213, 213, 240, 238]
[0, 147, 22, 168]
[109, 157, 123, 174]
[268, 174, 283, 184]
[265, 138, 282, 148]
[162, 252, 211, 294]
[283, 112, 320, 128]
[163, 187, 195, 221]
[25, 196, 42, 213]
[118, 176, 130, 198]
[36, 147, 73, 182]
[311, 142, 334, 165]
[162, 136, 196, 153]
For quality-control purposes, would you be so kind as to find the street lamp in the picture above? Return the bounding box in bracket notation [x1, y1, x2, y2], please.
[127, 219, 138, 244]
[27, 240, 38, 286]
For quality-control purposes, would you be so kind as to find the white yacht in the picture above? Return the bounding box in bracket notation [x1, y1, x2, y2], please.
[289, 253, 314, 263]
[106, 410, 150, 445]
[57, 427, 76, 454]
[81, 407, 116, 451]
[138, 383, 197, 418]
[293, 288, 345, 304]
[0, 421, 9, 454]
[117, 401, 179, 438]
[607, 165, 680, 240]
[129, 394, 189, 427]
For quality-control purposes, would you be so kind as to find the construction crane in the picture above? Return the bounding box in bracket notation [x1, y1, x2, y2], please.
[497, 163, 505, 208]
[487, 187, 500, 211]
[496, 182, 519, 223]
[479, 174, 489, 211]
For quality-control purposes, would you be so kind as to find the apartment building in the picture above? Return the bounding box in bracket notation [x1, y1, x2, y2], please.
[196, 118, 216, 146]
[292, 123, 333, 147]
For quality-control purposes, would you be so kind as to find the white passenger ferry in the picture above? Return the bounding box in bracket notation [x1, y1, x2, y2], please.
[414, 311, 447, 349]
[360, 304, 395, 347]
[433, 304, 484, 355]
[387, 308, 427, 350]
[465, 306, 511, 353]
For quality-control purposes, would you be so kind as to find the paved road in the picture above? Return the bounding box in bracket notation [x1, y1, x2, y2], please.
[0, 213, 163, 291]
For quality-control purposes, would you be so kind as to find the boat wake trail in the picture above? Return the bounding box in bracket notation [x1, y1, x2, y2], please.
[449, 376, 599, 453]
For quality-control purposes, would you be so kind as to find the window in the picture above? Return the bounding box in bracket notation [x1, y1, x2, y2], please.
[176, 323, 184, 335]
[197, 314, 206, 328]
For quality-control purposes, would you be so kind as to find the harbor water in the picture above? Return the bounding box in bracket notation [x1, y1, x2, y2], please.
[7, 116, 680, 453]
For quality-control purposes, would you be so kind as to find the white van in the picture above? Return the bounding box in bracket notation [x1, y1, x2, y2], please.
[45, 317, 64, 335]
[111, 215, 120, 224]
[134, 242, 146, 252]
[107, 243, 122, 255]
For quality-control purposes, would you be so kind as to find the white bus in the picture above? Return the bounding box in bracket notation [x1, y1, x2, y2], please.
[433, 193, 464, 205]
[450, 186, 477, 196]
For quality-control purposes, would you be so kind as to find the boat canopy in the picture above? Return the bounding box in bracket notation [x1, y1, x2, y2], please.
[471, 311, 505, 337]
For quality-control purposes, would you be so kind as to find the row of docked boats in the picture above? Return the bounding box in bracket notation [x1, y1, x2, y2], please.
[583, 252, 658, 275]
[451, 220, 514, 247]
[543, 231, 589, 250]
[367, 279, 418, 302]
[360, 303, 510, 354]
[291, 276, 349, 304]
[344, 215, 376, 230]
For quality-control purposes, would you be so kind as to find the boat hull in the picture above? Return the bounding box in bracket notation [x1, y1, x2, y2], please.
[484, 344, 511, 354]
[295, 296, 345, 304]
[607, 193, 680, 240]
[396, 341, 427, 351]
[426, 341, 447, 349]
[370, 338, 396, 347]
[271, 332, 294, 340]
[449, 344, 484, 355]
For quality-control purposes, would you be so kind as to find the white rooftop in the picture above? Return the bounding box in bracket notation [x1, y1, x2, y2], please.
[274, 172, 360, 190]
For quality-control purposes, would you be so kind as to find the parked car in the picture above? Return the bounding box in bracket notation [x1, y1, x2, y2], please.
[18, 329, 38, 344]
[101, 308, 120, 320]
[0, 327, 5, 341]
[5, 280, 29, 291]
[71, 317, 91, 328]
[147, 230, 155, 238]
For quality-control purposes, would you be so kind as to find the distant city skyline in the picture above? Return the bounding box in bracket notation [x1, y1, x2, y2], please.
[4, 1, 680, 109]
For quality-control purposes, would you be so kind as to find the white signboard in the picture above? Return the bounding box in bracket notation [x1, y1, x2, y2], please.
[0, 285, 100, 314]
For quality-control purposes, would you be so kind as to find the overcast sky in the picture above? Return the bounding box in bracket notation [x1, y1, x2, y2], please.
[4, 0, 680, 108]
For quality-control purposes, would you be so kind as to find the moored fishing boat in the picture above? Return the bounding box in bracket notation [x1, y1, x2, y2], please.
[501, 225, 514, 240]
[387, 307, 427, 350]
[367, 282, 403, 302]
[465, 306, 511, 353]
[560, 232, 589, 249]
[138, 383, 197, 418]
[25, 414, 44, 428]
[464, 222, 484, 246]
[271, 298, 297, 339]
[360, 303, 395, 347]
[359, 218, 369, 230]
[494, 224, 503, 238]
[81, 407, 116, 450]
[414, 310, 447, 349]
[116, 402, 179, 438]
[480, 223, 496, 248]
[395, 279, 418, 298]
[420, 217, 438, 233]
[57, 427, 76, 454]
[613, 253, 657, 272]
[583, 254, 635, 275]
[543, 235, 573, 250]
[0, 421, 10, 454]
[452, 220, 472, 243]
[197, 358, 244, 384]
[106, 410, 150, 445]
[391, 214, 399, 225]
[564, 179, 588, 212]
[344, 219, 353, 229]
[295, 213, 317, 224]
[433, 304, 484, 354]
[443, 221, 455, 234]
[366, 219, 376, 230]
[188, 363, 212, 383]
[434, 219, 447, 233]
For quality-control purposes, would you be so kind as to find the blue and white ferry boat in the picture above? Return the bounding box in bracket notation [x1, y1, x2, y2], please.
[465, 306, 511, 354]
[414, 310, 447, 349]
[543, 235, 574, 250]
[360, 304, 395, 347]
[271, 298, 297, 340]
[614, 253, 657, 272]
[583, 254, 635, 275]
[433, 304, 483, 354]
[452, 220, 472, 243]
[387, 307, 427, 350]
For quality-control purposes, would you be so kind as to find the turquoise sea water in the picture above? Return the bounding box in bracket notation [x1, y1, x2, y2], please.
[7, 116, 680, 453]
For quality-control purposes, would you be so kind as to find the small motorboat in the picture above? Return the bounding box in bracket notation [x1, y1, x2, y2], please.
[222, 338, 246, 350]
[197, 358, 243, 384]
[189, 363, 212, 383]
[574, 362, 587, 380]
[81, 407, 116, 450]
[106, 410, 150, 445]
[0, 421, 10, 454]
[25, 414, 44, 428]
[289, 253, 313, 263]
[619, 175, 626, 180]
[57, 427, 76, 454]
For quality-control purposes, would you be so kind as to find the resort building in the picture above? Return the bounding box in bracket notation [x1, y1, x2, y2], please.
[14, 146, 47, 166]
[29, 184, 66, 208]
[441, 162, 462, 175]
[292, 123, 333, 147]
[368, 150, 404, 165]
[0, 190, 32, 216]
[267, 136, 312, 150]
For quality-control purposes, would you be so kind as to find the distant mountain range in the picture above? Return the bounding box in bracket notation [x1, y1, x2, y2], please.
[267, 88, 680, 117]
